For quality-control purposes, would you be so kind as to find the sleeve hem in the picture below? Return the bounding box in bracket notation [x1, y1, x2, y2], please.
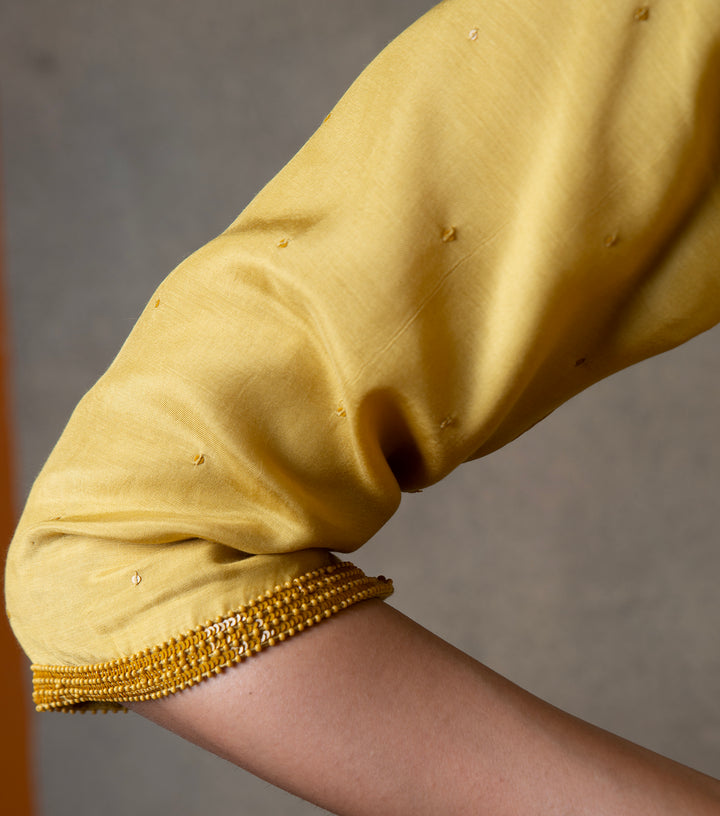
[30, 562, 393, 713]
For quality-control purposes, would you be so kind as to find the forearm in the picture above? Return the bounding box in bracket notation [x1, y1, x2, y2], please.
[129, 599, 720, 816]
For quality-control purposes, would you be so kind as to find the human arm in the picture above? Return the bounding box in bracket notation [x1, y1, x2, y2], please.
[5, 7, 720, 811]
[129, 599, 720, 816]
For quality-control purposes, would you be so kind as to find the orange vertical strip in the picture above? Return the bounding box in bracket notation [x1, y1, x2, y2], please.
[0, 136, 35, 814]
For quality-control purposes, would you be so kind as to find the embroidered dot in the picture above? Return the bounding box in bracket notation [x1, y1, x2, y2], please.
[277, 238, 289, 248]
[440, 415, 456, 430]
[336, 402, 347, 418]
[193, 454, 205, 466]
[468, 28, 479, 41]
[604, 233, 619, 248]
[323, 113, 332, 123]
[154, 299, 160, 308]
[634, 6, 650, 21]
[131, 571, 142, 586]
[441, 226, 457, 243]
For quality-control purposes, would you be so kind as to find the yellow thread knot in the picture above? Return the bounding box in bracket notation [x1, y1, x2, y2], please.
[604, 233, 619, 248]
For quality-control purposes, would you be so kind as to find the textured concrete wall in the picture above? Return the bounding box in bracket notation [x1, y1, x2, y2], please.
[2, 2, 718, 814]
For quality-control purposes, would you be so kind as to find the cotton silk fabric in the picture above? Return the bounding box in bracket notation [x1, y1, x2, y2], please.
[5, 0, 720, 709]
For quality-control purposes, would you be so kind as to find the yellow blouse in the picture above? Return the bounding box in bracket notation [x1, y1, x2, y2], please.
[5, 0, 720, 711]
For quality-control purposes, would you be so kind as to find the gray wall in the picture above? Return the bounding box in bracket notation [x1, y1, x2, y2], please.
[2, 2, 718, 814]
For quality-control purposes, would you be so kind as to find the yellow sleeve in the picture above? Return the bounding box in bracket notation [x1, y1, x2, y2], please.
[6, 0, 720, 711]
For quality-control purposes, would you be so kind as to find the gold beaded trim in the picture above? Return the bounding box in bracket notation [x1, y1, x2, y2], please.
[31, 562, 393, 713]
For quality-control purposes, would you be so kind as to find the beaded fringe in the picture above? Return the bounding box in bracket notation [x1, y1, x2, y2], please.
[31, 562, 393, 713]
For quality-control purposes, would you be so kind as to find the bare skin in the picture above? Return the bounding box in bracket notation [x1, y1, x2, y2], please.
[130, 599, 720, 815]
